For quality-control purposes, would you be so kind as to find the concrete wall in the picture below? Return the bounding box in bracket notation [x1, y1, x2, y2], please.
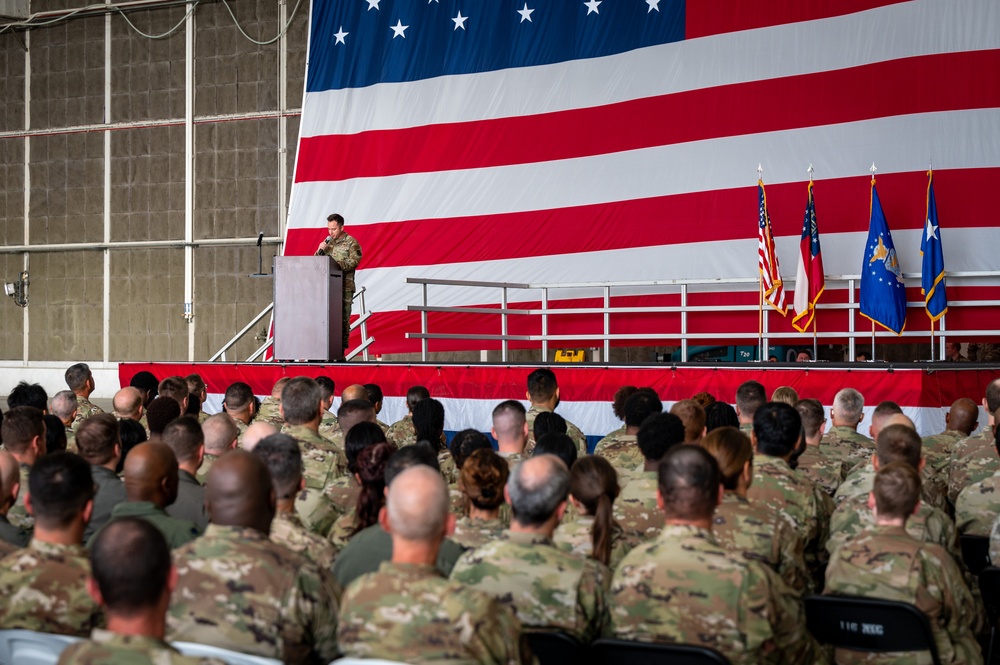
[0, 0, 305, 364]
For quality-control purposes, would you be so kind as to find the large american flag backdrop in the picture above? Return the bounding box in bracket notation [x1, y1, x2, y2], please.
[283, 0, 1000, 355]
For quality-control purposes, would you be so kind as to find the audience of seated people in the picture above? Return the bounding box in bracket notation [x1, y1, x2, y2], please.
[1, 367, 999, 664]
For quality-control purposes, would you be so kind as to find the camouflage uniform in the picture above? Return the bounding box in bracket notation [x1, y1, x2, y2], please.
[316, 231, 362, 350]
[386, 415, 417, 448]
[450, 531, 609, 642]
[376, 417, 390, 434]
[282, 424, 346, 489]
[609, 524, 824, 665]
[948, 445, 1000, 506]
[7, 463, 33, 531]
[746, 453, 832, 589]
[271, 510, 339, 571]
[231, 417, 248, 443]
[0, 513, 29, 550]
[826, 493, 960, 564]
[439, 450, 458, 485]
[499, 451, 525, 472]
[83, 465, 127, 543]
[922, 429, 967, 470]
[820, 425, 875, 465]
[835, 461, 948, 514]
[332, 524, 468, 589]
[711, 492, 809, 594]
[325, 473, 360, 518]
[328, 511, 359, 551]
[795, 445, 847, 496]
[0, 539, 102, 636]
[955, 468, 1000, 537]
[295, 486, 340, 539]
[614, 471, 663, 541]
[525, 406, 588, 457]
[91, 501, 199, 550]
[167, 523, 340, 664]
[989, 512, 1000, 565]
[256, 397, 284, 426]
[553, 513, 636, 571]
[825, 524, 982, 665]
[949, 425, 994, 464]
[451, 516, 506, 550]
[195, 453, 218, 484]
[58, 629, 227, 665]
[318, 411, 339, 439]
[593, 433, 644, 480]
[71, 396, 104, 430]
[65, 426, 77, 454]
[340, 562, 529, 665]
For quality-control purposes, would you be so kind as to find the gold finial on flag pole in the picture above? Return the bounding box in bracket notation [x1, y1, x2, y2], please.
[757, 163, 763, 181]
[807, 163, 814, 183]
[870, 162, 877, 183]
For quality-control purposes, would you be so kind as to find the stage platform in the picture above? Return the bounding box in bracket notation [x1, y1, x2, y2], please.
[118, 362, 1000, 445]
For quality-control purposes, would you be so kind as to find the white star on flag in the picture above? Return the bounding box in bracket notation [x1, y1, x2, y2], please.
[452, 11, 468, 29]
[925, 218, 939, 241]
[391, 19, 408, 38]
[334, 26, 348, 44]
[517, 3, 534, 22]
[584, 0, 601, 15]
[646, 0, 661, 12]
[365, 0, 379, 10]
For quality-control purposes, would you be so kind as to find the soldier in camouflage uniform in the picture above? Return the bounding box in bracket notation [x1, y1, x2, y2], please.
[451, 455, 610, 642]
[362, 383, 392, 433]
[314, 212, 363, 352]
[614, 413, 687, 541]
[795, 398, 848, 496]
[197, 413, 239, 484]
[746, 402, 832, 590]
[58, 518, 226, 665]
[922, 398, 980, 472]
[325, 398, 377, 465]
[314, 375, 339, 438]
[594, 390, 662, 480]
[256, 377, 289, 427]
[279, 378, 347, 534]
[948, 404, 1000, 505]
[326, 420, 388, 519]
[735, 380, 767, 434]
[825, 463, 983, 664]
[387, 385, 430, 448]
[700, 426, 810, 594]
[0, 451, 29, 550]
[65, 363, 104, 430]
[1, 406, 47, 532]
[252, 434, 339, 570]
[955, 424, 1000, 536]
[989, 511, 1000, 565]
[523, 368, 587, 456]
[609, 445, 824, 665]
[0, 453, 101, 637]
[220, 381, 256, 441]
[492, 399, 530, 470]
[339, 465, 529, 665]
[167, 451, 340, 664]
[820, 387, 875, 464]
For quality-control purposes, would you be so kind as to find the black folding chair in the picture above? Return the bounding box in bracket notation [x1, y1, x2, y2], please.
[961, 534, 992, 576]
[804, 595, 942, 665]
[591, 638, 731, 665]
[525, 631, 588, 665]
[979, 566, 1000, 664]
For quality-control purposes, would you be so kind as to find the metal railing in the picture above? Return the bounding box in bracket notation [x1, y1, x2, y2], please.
[210, 287, 374, 362]
[405, 272, 1000, 363]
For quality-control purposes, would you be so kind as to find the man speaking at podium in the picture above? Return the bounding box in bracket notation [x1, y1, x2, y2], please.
[315, 213, 363, 355]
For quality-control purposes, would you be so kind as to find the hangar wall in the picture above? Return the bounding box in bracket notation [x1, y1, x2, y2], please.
[0, 0, 307, 363]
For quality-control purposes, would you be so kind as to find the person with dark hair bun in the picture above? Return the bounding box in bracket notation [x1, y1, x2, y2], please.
[328, 442, 394, 550]
[554, 455, 633, 568]
[705, 401, 739, 433]
[326, 421, 389, 517]
[700, 427, 808, 594]
[452, 448, 509, 549]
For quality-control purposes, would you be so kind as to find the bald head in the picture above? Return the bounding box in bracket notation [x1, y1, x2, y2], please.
[0, 451, 20, 510]
[241, 421, 278, 452]
[882, 413, 916, 431]
[946, 398, 979, 435]
[508, 454, 570, 527]
[123, 442, 179, 508]
[202, 413, 239, 455]
[113, 387, 144, 420]
[385, 465, 449, 542]
[341, 384, 370, 403]
[205, 450, 275, 533]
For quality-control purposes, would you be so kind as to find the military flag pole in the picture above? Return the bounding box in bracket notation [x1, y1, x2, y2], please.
[869, 162, 878, 360]
[757, 164, 765, 362]
[808, 165, 819, 361]
[928, 159, 935, 361]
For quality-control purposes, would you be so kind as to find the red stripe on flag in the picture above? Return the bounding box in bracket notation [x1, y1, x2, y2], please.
[685, 0, 911, 39]
[294, 51, 1000, 183]
[283, 168, 1000, 266]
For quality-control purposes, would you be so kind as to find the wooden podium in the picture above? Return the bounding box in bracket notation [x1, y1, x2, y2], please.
[273, 256, 343, 361]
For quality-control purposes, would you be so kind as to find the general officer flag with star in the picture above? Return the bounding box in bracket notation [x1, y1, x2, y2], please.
[860, 178, 907, 335]
[920, 170, 948, 322]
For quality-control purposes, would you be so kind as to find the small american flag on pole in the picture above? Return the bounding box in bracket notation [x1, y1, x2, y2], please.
[758, 179, 787, 315]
